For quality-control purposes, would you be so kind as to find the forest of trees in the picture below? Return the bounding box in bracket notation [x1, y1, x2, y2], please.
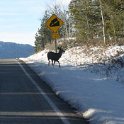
[35, 0, 124, 52]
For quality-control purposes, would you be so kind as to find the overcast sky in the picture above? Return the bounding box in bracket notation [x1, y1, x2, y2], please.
[0, 0, 71, 46]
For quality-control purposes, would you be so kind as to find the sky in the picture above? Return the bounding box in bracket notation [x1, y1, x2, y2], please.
[0, 0, 71, 46]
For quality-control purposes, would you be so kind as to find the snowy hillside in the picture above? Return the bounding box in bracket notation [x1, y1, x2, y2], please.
[21, 45, 124, 124]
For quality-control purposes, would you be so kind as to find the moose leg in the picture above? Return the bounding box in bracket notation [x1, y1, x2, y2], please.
[52, 60, 54, 66]
[57, 61, 60, 67]
[48, 60, 50, 66]
[53, 61, 56, 66]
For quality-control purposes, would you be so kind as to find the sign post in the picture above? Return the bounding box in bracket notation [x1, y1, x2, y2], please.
[46, 14, 64, 52]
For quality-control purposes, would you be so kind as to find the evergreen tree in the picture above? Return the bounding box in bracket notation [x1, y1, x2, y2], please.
[69, 0, 97, 44]
[35, 11, 51, 52]
[69, 0, 124, 45]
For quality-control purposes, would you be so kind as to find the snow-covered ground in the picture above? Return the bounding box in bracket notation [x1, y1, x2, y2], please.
[21, 45, 124, 124]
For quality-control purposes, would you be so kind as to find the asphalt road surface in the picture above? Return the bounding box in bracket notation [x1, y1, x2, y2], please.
[0, 59, 89, 124]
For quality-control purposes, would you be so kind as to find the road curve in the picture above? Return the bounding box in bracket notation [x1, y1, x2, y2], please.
[0, 59, 89, 124]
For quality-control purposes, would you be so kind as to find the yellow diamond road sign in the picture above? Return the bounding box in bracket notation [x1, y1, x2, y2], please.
[46, 14, 64, 33]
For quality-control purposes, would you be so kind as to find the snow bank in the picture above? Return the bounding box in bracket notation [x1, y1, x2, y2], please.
[117, 68, 124, 83]
[21, 45, 124, 124]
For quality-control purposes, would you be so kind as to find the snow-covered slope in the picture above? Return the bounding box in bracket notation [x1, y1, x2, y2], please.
[21, 45, 124, 124]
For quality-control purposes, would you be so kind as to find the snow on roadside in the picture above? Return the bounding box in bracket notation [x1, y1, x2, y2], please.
[21, 45, 124, 124]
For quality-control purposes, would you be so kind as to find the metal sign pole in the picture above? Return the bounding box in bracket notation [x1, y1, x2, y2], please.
[55, 38, 57, 53]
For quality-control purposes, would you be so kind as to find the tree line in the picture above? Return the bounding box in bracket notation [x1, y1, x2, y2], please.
[35, 0, 124, 52]
[69, 0, 124, 45]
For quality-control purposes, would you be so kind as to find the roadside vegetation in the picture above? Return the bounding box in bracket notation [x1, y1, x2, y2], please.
[34, 0, 124, 71]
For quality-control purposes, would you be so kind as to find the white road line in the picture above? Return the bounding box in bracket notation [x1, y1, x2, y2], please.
[0, 112, 80, 118]
[18, 61, 71, 124]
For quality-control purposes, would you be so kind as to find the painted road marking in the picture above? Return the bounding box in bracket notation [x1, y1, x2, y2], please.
[18, 61, 71, 124]
[0, 111, 81, 118]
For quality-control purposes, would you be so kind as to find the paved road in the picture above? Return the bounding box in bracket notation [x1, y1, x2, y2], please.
[0, 59, 88, 124]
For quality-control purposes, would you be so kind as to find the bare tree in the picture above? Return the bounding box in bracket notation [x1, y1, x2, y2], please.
[99, 0, 106, 44]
